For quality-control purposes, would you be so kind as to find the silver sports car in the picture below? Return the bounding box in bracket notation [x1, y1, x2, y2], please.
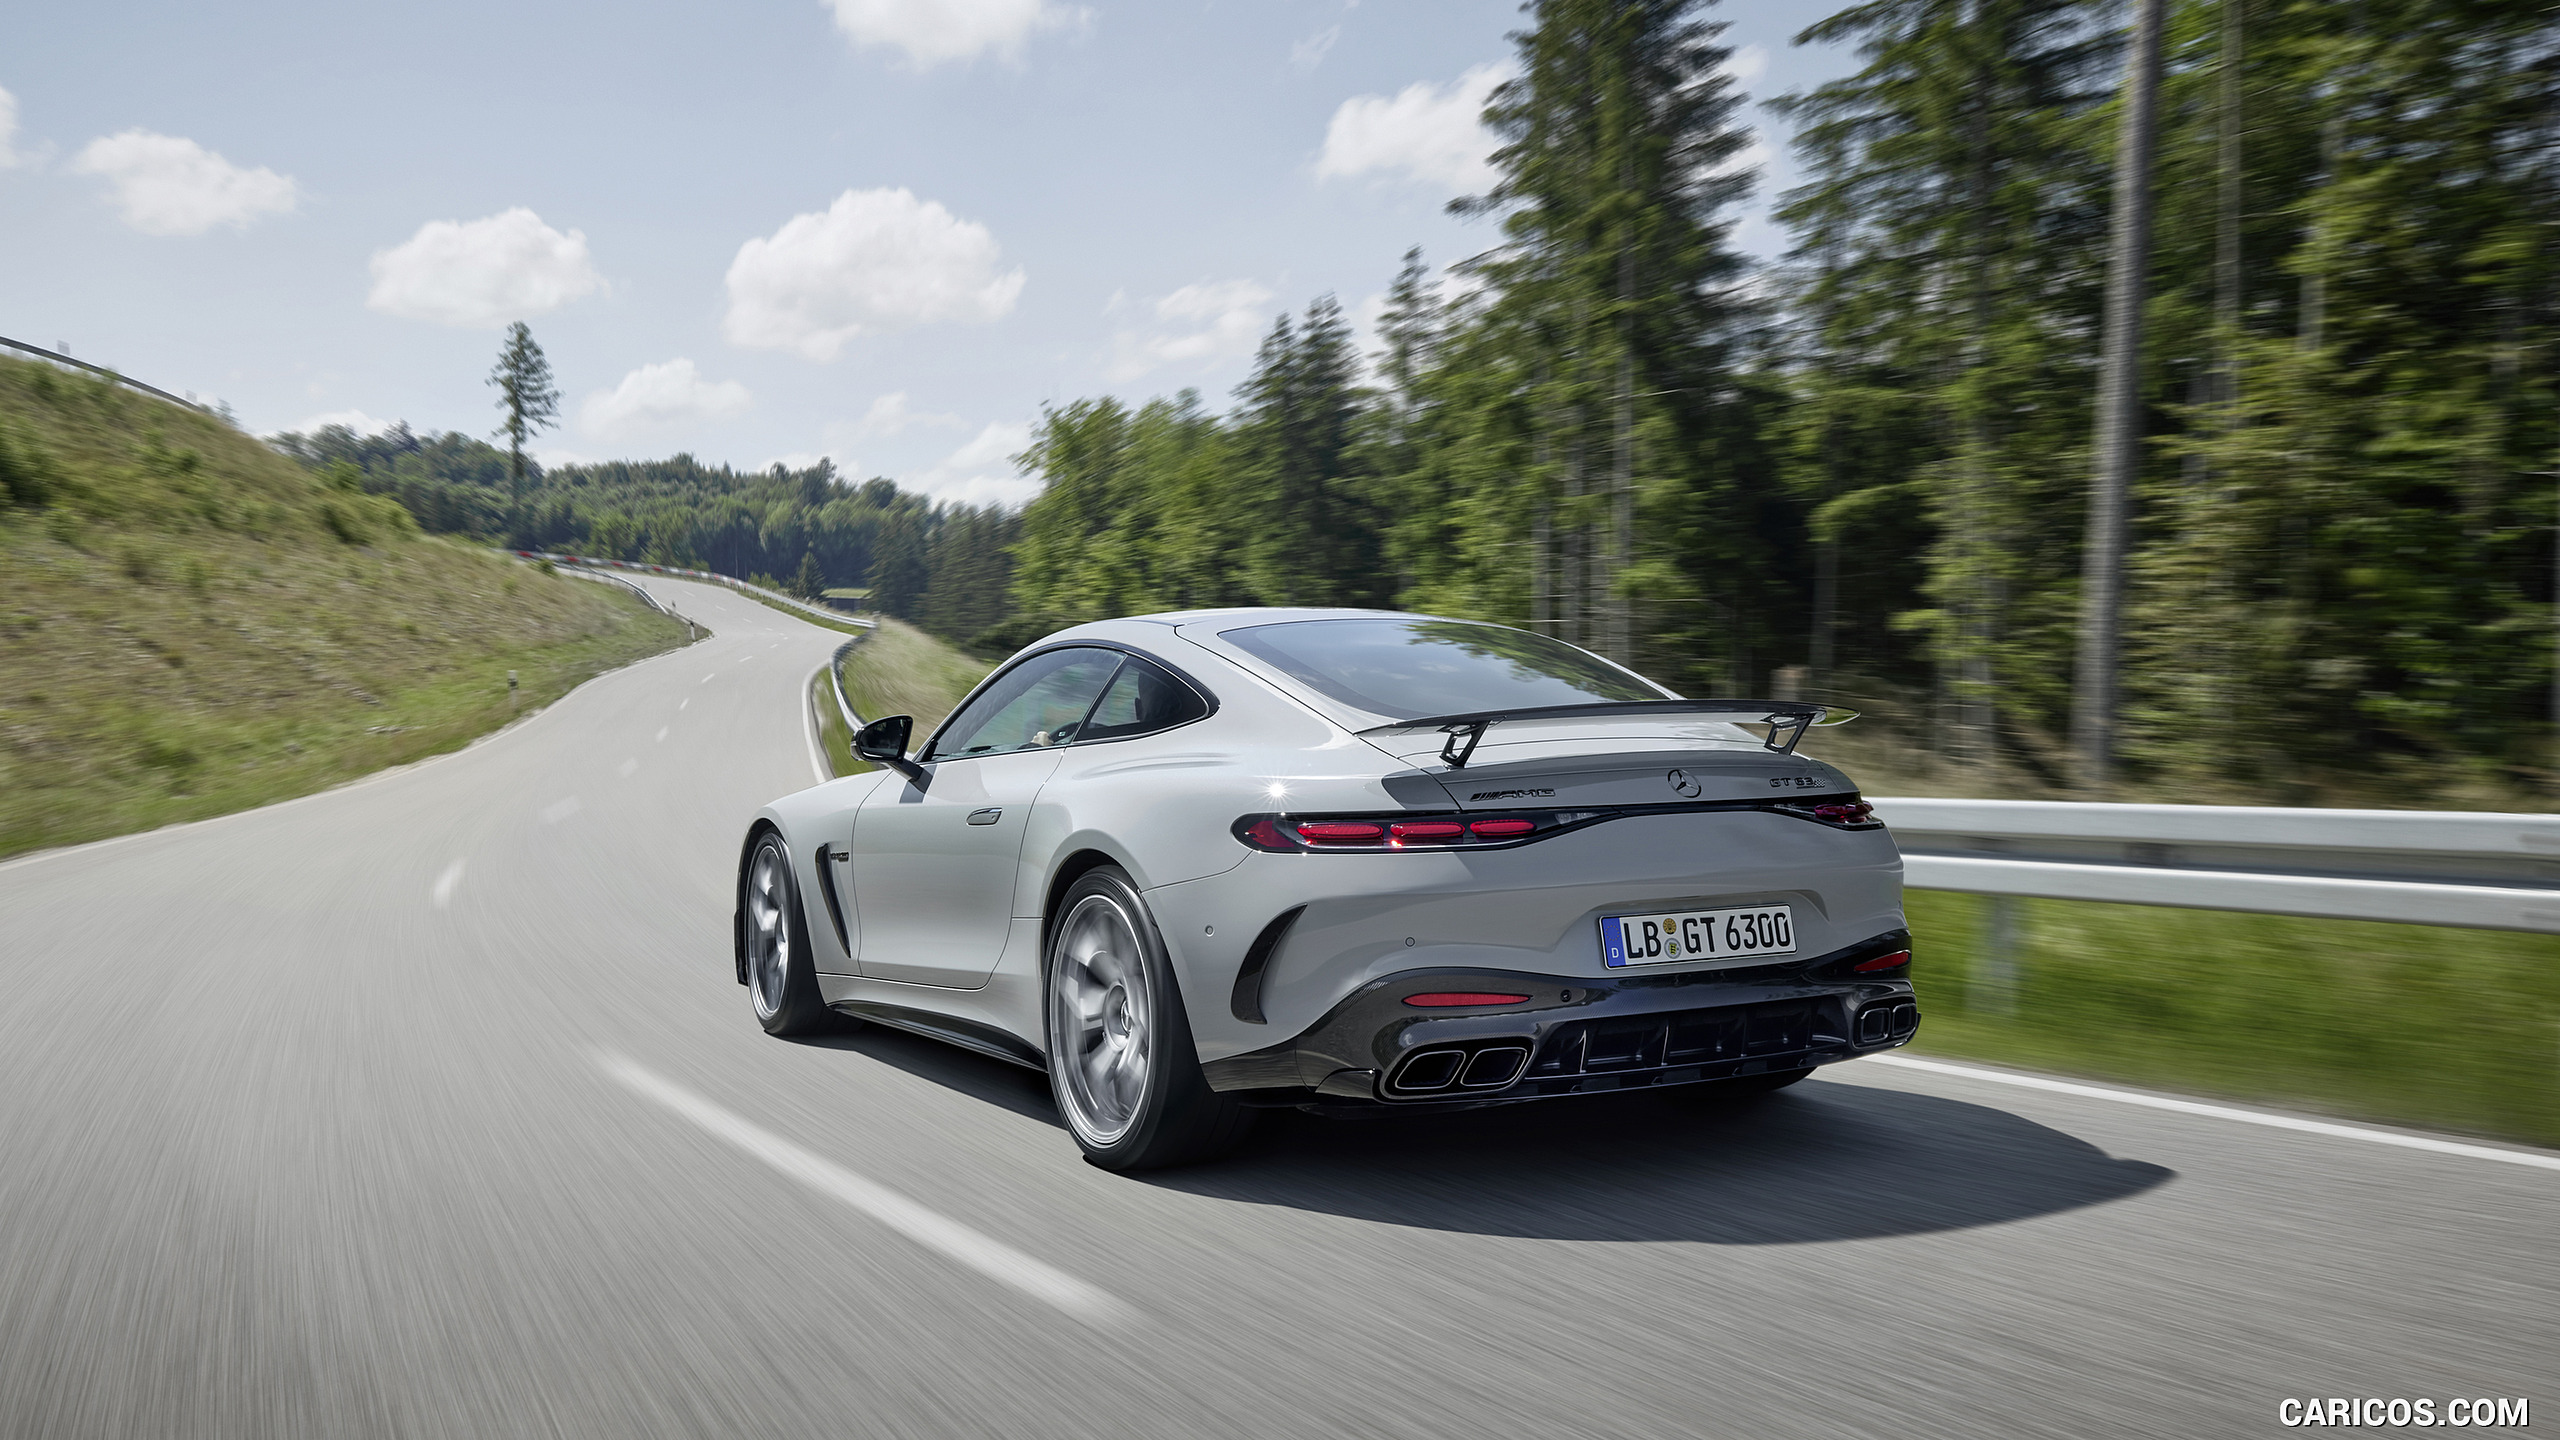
[736, 609, 1916, 1170]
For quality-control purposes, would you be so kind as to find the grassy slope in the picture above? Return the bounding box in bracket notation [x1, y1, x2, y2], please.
[1900, 892, 2560, 1149]
[811, 619, 987, 779]
[0, 357, 691, 858]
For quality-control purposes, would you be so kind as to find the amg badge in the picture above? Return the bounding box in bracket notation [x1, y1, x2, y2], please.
[1468, 787, 1555, 801]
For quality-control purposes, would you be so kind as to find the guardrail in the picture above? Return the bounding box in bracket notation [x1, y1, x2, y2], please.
[1, 335, 211, 413]
[1877, 797, 2560, 935]
[509, 550, 874, 632]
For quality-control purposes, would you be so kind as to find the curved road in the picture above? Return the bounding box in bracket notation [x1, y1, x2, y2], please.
[1, 576, 2549, 1439]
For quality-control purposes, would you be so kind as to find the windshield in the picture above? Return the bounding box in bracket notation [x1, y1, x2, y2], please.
[1219, 618, 1665, 721]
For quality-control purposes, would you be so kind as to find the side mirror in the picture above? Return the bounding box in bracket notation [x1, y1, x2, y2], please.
[853, 715, 922, 778]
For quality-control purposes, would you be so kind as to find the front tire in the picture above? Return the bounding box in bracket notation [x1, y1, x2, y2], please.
[742, 832, 840, 1037]
[1043, 867, 1253, 1171]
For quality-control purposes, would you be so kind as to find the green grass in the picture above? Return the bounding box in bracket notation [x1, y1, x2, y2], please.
[812, 666, 859, 778]
[0, 356, 694, 859]
[835, 617, 988, 740]
[1901, 889, 2560, 1149]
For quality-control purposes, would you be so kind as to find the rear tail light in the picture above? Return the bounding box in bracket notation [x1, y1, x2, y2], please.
[1403, 992, 1532, 1007]
[1852, 949, 1911, 973]
[1231, 813, 1557, 852]
[1780, 798, 1881, 829]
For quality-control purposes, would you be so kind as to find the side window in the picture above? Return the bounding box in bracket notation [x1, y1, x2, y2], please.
[926, 648, 1122, 761]
[1075, 655, 1210, 744]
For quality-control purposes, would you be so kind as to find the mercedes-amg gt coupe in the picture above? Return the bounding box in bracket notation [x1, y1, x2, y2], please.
[736, 609, 1916, 1170]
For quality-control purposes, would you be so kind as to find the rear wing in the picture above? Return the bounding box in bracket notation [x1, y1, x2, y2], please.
[1360, 700, 1856, 768]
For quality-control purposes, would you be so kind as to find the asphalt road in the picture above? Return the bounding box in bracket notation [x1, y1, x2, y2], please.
[1, 575, 2550, 1440]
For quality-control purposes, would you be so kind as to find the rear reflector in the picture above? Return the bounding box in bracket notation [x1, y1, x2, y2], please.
[1239, 818, 1296, 852]
[1297, 821, 1386, 845]
[1468, 818, 1536, 838]
[1403, 992, 1532, 1007]
[1390, 821, 1465, 842]
[1852, 950, 1911, 973]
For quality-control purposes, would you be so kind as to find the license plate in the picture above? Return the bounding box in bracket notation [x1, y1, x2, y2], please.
[1600, 905, 1795, 967]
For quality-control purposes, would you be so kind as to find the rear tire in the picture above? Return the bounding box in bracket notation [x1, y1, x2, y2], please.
[1043, 867, 1254, 1171]
[742, 832, 841, 1037]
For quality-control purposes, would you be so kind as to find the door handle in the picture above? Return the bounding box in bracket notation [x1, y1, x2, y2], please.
[965, 807, 1003, 826]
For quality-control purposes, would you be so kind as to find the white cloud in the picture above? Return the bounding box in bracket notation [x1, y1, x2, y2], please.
[285, 409, 401, 437]
[1106, 278, 1275, 381]
[580, 359, 752, 440]
[854, 390, 960, 437]
[1314, 63, 1507, 194]
[764, 451, 858, 475]
[902, 421, 1039, 508]
[1725, 44, 1768, 87]
[366, 208, 604, 328]
[723, 188, 1024, 361]
[70, 130, 298, 235]
[1291, 25, 1340, 71]
[823, 0, 1080, 68]
[0, 87, 24, 169]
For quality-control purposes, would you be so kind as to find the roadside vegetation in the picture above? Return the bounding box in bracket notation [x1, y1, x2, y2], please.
[810, 619, 988, 780]
[1902, 892, 2560, 1150]
[0, 355, 692, 860]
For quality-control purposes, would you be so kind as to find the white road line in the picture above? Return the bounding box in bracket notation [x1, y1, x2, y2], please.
[618, 758, 639, 778]
[431, 860, 465, 908]
[655, 726, 668, 743]
[701, 673, 716, 685]
[595, 1054, 1131, 1322]
[1863, 1054, 2560, 1173]
[540, 796, 582, 824]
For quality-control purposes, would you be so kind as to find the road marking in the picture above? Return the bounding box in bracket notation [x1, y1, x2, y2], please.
[702, 673, 716, 685]
[540, 796, 582, 824]
[1863, 1054, 2560, 1173]
[618, 758, 638, 778]
[655, 726, 668, 742]
[594, 1054, 1131, 1322]
[680, 698, 690, 711]
[431, 860, 465, 908]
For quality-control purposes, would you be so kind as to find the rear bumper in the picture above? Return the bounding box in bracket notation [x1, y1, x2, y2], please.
[1199, 930, 1917, 1110]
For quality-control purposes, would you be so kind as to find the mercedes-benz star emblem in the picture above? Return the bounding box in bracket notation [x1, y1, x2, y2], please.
[1667, 768, 1703, 798]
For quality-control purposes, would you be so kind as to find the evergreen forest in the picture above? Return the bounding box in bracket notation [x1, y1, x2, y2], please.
[275, 0, 2560, 806]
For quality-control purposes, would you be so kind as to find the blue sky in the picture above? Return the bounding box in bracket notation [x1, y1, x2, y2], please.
[3, 0, 1851, 505]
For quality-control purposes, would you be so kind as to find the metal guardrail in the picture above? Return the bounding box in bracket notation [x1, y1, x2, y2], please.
[510, 550, 874, 632]
[1877, 797, 2560, 935]
[1, 335, 210, 413]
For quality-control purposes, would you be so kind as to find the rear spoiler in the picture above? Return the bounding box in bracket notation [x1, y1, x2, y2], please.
[1360, 700, 1856, 768]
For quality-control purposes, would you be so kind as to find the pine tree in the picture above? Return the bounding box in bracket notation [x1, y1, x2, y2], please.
[1438, 0, 1766, 678]
[1235, 297, 1378, 606]
[486, 322, 560, 504]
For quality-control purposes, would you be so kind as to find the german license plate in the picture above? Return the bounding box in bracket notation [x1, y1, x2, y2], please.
[1600, 905, 1795, 967]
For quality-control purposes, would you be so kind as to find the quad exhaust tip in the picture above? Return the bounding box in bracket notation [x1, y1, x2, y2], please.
[1388, 1043, 1531, 1096]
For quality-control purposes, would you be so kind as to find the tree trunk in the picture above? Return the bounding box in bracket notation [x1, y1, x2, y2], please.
[2070, 0, 2168, 794]
[1956, 21, 2001, 769]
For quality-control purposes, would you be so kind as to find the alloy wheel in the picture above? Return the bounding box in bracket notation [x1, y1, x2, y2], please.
[746, 841, 791, 1019]
[1049, 893, 1153, 1146]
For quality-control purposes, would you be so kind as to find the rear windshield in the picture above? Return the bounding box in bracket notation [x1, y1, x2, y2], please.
[1219, 618, 1663, 721]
